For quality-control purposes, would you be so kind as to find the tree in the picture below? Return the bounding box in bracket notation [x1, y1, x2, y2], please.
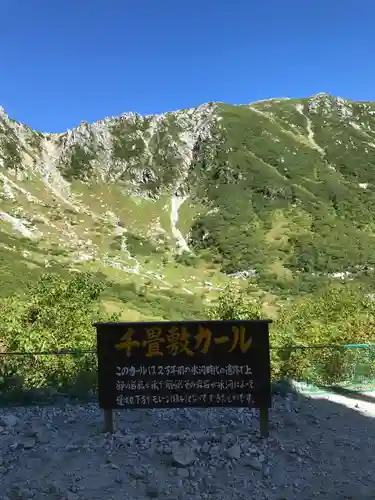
[206, 281, 262, 320]
[0, 272, 119, 395]
[273, 283, 375, 384]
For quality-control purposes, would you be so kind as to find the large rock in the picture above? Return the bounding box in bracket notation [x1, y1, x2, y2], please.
[172, 444, 196, 467]
[0, 414, 19, 427]
[225, 444, 242, 460]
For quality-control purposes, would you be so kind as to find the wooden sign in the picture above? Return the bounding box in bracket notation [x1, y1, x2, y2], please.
[94, 320, 272, 436]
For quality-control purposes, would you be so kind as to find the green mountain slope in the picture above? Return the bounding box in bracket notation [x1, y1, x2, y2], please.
[1, 93, 375, 316]
[190, 96, 375, 282]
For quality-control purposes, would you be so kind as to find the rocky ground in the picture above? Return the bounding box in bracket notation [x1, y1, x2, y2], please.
[1, 391, 375, 500]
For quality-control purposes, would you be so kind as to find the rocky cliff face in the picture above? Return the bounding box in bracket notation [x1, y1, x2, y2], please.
[2, 93, 375, 300]
[0, 102, 218, 197]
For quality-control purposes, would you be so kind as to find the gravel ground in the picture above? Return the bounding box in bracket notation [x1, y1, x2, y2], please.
[1, 391, 375, 500]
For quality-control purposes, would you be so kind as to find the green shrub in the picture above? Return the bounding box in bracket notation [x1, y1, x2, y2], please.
[207, 281, 375, 385]
[174, 251, 199, 267]
[0, 272, 119, 395]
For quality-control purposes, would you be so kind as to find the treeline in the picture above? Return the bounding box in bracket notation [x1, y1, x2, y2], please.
[1, 272, 375, 403]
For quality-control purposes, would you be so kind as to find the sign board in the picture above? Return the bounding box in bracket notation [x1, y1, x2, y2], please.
[94, 320, 272, 436]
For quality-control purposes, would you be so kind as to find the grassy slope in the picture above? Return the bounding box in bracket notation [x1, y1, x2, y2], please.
[189, 97, 375, 294]
[2, 94, 375, 317]
[0, 171, 229, 320]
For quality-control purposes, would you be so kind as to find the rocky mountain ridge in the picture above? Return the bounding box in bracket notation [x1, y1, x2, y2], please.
[0, 102, 218, 196]
[2, 92, 374, 201]
[2, 92, 375, 312]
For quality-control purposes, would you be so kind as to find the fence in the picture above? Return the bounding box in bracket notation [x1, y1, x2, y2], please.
[271, 343, 375, 396]
[1, 343, 375, 405]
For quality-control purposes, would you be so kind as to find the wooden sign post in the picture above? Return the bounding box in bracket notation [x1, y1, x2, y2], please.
[94, 319, 272, 438]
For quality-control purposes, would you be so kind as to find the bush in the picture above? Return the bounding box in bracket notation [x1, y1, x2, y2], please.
[3, 270, 375, 401]
[207, 281, 375, 385]
[0, 272, 119, 396]
[174, 251, 199, 267]
[273, 283, 375, 384]
[206, 281, 262, 320]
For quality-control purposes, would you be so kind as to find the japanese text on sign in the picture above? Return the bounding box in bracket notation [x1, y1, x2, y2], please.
[95, 320, 272, 411]
[115, 378, 254, 391]
[115, 392, 253, 407]
[114, 325, 252, 358]
[115, 363, 253, 377]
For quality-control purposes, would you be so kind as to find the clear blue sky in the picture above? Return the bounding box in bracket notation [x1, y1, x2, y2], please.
[1, 0, 375, 132]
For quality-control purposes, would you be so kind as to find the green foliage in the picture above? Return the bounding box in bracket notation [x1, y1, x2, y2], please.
[110, 114, 187, 193]
[60, 145, 96, 181]
[126, 233, 158, 256]
[188, 100, 375, 279]
[111, 115, 145, 161]
[110, 234, 122, 251]
[26, 132, 43, 153]
[111, 232, 160, 256]
[174, 251, 199, 267]
[206, 282, 262, 320]
[0, 248, 42, 297]
[4, 94, 375, 400]
[48, 244, 69, 257]
[1, 139, 22, 171]
[272, 283, 375, 385]
[104, 281, 205, 321]
[0, 273, 119, 396]
[208, 281, 375, 386]
[0, 231, 72, 297]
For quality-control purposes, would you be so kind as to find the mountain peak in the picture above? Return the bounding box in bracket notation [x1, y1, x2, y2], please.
[2, 93, 375, 305]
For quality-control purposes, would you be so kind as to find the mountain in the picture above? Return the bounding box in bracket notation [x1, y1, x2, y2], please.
[2, 93, 375, 317]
